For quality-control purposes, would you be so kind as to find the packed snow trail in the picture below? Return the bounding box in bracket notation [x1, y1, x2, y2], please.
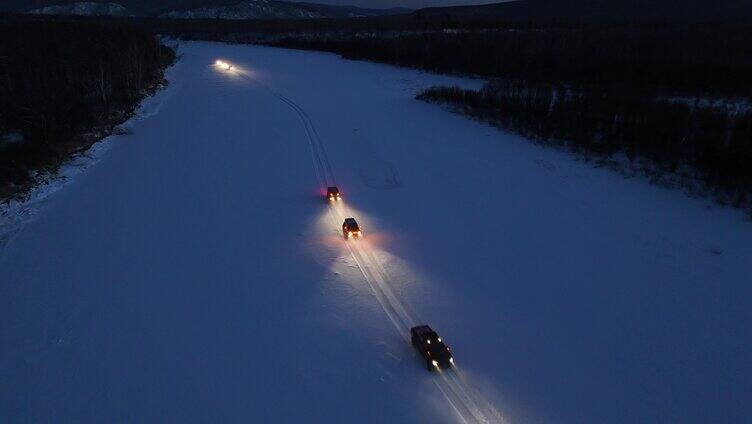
[4, 44, 750, 423]
[234, 64, 503, 424]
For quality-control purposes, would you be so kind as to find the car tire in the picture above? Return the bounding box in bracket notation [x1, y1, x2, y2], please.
[426, 359, 434, 371]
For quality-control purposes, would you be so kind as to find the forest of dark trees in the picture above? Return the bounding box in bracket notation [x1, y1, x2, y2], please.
[266, 24, 752, 210]
[419, 83, 752, 204]
[0, 18, 175, 199]
[266, 24, 752, 98]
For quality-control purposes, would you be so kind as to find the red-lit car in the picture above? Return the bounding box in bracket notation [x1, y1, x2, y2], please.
[326, 186, 341, 202]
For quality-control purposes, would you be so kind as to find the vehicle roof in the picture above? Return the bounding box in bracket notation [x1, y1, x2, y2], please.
[425, 331, 439, 339]
[428, 341, 451, 357]
[344, 217, 357, 225]
[412, 326, 450, 356]
[412, 325, 434, 335]
[327, 186, 339, 192]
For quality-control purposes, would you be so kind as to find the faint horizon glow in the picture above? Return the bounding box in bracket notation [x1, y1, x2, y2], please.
[288, 0, 516, 11]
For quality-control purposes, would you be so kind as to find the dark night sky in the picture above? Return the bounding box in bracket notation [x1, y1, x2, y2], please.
[1, 0, 515, 13]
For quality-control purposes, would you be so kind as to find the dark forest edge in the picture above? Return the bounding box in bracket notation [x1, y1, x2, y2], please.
[2, 14, 750, 213]
[262, 25, 752, 214]
[0, 18, 176, 201]
[418, 84, 752, 211]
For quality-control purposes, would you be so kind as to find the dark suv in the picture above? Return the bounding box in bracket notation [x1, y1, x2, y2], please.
[342, 218, 361, 239]
[326, 186, 341, 202]
[411, 325, 453, 370]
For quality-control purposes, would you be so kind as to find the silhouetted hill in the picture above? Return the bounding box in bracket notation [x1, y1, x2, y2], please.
[412, 0, 752, 23]
[1, 0, 409, 19]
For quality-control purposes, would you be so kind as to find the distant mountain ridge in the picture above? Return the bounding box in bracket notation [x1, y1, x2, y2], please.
[162, 0, 409, 19]
[7, 0, 750, 23]
[12, 0, 410, 19]
[412, 0, 752, 23]
[27, 2, 133, 16]
[161, 1, 324, 19]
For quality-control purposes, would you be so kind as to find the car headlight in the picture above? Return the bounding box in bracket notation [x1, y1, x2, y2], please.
[432, 360, 439, 367]
[449, 357, 454, 364]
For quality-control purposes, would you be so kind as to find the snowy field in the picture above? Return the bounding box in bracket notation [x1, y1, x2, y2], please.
[1, 41, 751, 423]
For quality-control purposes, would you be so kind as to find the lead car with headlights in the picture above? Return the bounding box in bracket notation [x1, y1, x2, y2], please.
[411, 325, 453, 370]
[342, 217, 361, 239]
[215, 60, 233, 70]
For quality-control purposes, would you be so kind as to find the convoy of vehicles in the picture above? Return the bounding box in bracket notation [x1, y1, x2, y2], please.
[201, 65, 456, 366]
[326, 194, 455, 371]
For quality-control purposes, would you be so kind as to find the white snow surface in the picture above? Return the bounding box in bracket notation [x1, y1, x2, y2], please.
[1, 42, 751, 423]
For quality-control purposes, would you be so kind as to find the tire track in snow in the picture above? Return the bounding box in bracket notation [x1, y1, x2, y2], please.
[238, 69, 500, 424]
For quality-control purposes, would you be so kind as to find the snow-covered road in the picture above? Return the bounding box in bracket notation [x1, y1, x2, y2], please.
[250, 70, 500, 423]
[2, 42, 751, 423]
